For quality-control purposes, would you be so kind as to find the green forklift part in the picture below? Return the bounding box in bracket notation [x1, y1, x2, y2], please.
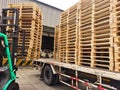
[0, 33, 16, 90]
[3, 79, 15, 90]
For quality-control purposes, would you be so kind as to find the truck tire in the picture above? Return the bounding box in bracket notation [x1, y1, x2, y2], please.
[53, 74, 59, 84]
[117, 86, 120, 90]
[43, 65, 59, 86]
[7, 82, 19, 90]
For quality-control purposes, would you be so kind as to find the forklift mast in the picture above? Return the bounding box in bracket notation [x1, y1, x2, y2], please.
[0, 8, 19, 67]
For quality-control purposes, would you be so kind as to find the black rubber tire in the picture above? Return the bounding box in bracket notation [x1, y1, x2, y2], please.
[7, 82, 19, 90]
[43, 65, 59, 86]
[53, 74, 59, 85]
[117, 87, 120, 90]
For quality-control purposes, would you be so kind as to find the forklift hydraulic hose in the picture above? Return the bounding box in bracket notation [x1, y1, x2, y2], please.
[0, 33, 16, 90]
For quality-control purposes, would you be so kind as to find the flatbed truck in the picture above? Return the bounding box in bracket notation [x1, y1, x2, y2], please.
[34, 58, 120, 90]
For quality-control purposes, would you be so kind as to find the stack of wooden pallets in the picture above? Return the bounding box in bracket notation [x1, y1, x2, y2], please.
[57, 0, 120, 71]
[9, 3, 42, 61]
[59, 3, 79, 64]
[92, 0, 114, 70]
[59, 10, 68, 63]
[78, 0, 92, 66]
[54, 25, 59, 59]
[67, 3, 79, 64]
[114, 0, 120, 71]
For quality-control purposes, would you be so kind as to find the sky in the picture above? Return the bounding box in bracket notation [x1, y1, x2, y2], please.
[37, 0, 80, 10]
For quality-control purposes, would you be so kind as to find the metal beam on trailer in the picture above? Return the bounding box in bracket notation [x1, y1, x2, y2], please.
[35, 59, 120, 81]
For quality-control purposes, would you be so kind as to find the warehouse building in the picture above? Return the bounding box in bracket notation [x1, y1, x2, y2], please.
[0, 0, 63, 51]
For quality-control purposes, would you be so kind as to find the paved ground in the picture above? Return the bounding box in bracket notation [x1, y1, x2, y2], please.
[17, 67, 73, 90]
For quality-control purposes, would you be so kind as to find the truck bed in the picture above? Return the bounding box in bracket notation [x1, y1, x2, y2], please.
[35, 58, 120, 81]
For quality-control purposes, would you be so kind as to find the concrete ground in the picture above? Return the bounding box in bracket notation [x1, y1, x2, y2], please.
[17, 67, 73, 90]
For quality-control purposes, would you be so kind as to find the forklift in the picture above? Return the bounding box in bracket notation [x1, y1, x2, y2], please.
[0, 8, 19, 90]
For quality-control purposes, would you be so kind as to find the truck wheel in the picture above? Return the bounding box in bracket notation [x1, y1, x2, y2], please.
[43, 65, 58, 86]
[7, 82, 19, 90]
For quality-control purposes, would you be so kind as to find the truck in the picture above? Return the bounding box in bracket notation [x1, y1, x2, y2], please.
[34, 0, 120, 90]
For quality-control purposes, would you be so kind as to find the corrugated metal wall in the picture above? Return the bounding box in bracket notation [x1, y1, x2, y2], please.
[0, 0, 62, 27]
[0, 0, 31, 13]
[37, 3, 62, 27]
